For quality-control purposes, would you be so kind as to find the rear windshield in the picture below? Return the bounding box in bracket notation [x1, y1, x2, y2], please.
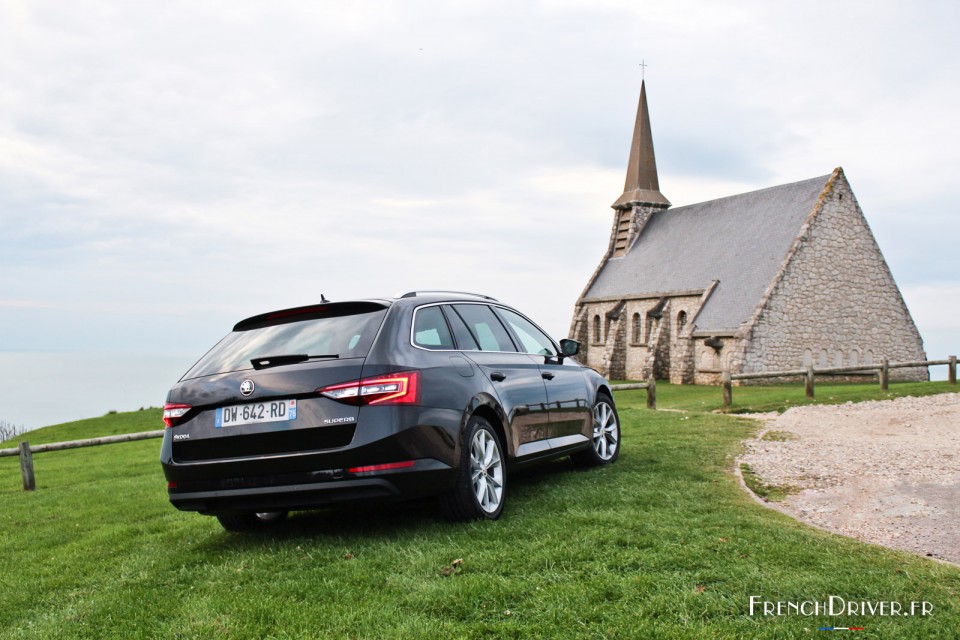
[182, 305, 387, 380]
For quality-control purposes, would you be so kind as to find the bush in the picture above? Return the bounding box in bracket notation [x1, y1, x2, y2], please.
[0, 420, 26, 442]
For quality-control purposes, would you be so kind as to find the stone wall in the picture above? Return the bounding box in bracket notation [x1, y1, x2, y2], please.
[580, 301, 619, 373]
[737, 170, 927, 381]
[579, 294, 709, 381]
[622, 298, 664, 379]
[580, 299, 656, 379]
[616, 203, 663, 256]
[664, 295, 701, 383]
[692, 337, 739, 385]
[602, 315, 627, 380]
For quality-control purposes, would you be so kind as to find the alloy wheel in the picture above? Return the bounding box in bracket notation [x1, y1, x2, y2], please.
[592, 401, 619, 461]
[470, 428, 504, 514]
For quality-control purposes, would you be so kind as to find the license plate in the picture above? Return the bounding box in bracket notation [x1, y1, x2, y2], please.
[215, 399, 297, 428]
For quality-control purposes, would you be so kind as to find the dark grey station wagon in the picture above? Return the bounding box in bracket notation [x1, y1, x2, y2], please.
[161, 291, 620, 531]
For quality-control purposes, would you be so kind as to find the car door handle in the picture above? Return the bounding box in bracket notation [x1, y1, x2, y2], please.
[490, 372, 507, 382]
[541, 372, 555, 380]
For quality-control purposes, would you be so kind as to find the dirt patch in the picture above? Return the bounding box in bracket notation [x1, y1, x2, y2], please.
[739, 393, 960, 565]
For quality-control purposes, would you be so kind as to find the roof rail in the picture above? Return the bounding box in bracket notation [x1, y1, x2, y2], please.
[394, 290, 499, 301]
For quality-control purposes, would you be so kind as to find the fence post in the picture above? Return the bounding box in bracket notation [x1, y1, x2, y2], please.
[722, 371, 732, 407]
[879, 358, 889, 391]
[19, 442, 35, 491]
[805, 366, 815, 399]
[646, 376, 657, 410]
[950, 355, 957, 385]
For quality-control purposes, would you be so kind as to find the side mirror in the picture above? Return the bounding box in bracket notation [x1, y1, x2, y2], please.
[559, 339, 580, 357]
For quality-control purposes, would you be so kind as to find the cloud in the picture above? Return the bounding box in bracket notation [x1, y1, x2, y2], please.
[0, 0, 956, 358]
[902, 284, 960, 332]
[902, 283, 960, 377]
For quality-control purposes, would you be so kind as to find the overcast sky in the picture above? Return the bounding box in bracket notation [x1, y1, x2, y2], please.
[1, 1, 957, 372]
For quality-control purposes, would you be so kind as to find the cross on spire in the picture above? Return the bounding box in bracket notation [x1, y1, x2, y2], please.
[639, 59, 647, 81]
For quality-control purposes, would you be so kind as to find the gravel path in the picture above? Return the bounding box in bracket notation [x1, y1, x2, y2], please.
[739, 393, 960, 564]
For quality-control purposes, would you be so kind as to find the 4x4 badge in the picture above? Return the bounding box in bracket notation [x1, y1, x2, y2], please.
[240, 380, 255, 396]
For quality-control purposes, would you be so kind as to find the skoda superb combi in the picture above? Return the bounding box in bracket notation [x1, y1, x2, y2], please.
[160, 291, 620, 531]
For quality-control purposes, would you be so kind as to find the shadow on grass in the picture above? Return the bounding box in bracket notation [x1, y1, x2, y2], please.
[191, 456, 596, 548]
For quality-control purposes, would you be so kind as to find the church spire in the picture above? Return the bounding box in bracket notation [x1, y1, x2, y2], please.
[612, 80, 670, 210]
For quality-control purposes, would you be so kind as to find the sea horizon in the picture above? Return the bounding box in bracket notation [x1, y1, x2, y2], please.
[0, 350, 197, 433]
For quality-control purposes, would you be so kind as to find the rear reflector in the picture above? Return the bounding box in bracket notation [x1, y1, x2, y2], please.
[318, 371, 419, 406]
[347, 460, 416, 474]
[167, 481, 178, 489]
[163, 403, 192, 428]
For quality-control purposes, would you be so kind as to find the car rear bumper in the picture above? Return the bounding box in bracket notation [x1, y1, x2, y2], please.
[167, 458, 454, 514]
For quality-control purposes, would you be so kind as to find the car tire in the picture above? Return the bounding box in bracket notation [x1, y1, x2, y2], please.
[215, 511, 288, 532]
[440, 416, 506, 521]
[572, 393, 621, 468]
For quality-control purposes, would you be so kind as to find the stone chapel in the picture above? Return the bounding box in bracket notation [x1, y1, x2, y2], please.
[570, 81, 927, 384]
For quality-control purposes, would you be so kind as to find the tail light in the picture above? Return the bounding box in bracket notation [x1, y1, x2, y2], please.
[163, 403, 192, 428]
[318, 371, 419, 406]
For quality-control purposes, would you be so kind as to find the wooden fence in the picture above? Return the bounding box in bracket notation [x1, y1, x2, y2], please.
[0, 430, 164, 491]
[721, 355, 956, 406]
[611, 378, 656, 410]
[3, 358, 950, 490]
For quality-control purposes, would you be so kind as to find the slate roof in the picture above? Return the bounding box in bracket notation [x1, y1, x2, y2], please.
[584, 174, 831, 333]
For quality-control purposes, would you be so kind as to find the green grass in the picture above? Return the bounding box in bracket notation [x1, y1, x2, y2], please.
[612, 379, 958, 414]
[739, 463, 799, 503]
[1, 408, 163, 447]
[1, 386, 958, 639]
[758, 431, 798, 442]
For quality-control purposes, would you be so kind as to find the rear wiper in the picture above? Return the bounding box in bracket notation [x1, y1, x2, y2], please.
[250, 354, 339, 370]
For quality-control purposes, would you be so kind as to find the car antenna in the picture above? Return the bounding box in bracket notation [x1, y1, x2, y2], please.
[321, 294, 329, 302]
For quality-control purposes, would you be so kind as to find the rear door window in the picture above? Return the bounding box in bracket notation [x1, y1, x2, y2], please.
[451, 304, 517, 352]
[442, 305, 479, 350]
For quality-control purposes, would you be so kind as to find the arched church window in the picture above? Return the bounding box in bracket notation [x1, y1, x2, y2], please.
[605, 317, 612, 341]
[676, 310, 687, 335]
[593, 315, 601, 343]
[632, 313, 642, 343]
